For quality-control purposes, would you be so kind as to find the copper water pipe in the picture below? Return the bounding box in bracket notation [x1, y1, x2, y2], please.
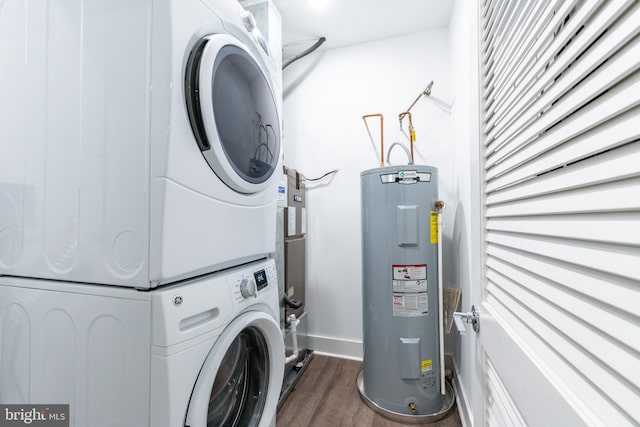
[405, 81, 434, 112]
[397, 81, 433, 164]
[362, 113, 385, 167]
[398, 111, 415, 163]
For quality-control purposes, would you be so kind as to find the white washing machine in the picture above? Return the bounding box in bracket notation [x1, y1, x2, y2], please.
[0, 0, 282, 288]
[0, 258, 284, 427]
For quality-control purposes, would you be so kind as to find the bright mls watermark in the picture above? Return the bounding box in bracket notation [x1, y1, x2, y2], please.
[0, 405, 68, 427]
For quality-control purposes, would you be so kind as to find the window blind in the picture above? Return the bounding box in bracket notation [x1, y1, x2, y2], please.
[480, 0, 640, 425]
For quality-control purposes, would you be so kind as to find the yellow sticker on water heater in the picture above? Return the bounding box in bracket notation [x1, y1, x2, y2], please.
[430, 211, 438, 244]
[422, 359, 433, 372]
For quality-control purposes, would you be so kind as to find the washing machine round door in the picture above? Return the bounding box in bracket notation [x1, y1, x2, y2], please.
[185, 34, 281, 195]
[185, 311, 285, 427]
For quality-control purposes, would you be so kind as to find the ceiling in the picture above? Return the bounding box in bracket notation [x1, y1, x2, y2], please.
[272, 0, 453, 56]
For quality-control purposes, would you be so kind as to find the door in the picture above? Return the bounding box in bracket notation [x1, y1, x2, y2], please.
[185, 311, 284, 427]
[185, 34, 281, 194]
[478, 1, 640, 426]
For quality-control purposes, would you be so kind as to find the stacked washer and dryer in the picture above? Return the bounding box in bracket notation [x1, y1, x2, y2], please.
[0, 0, 284, 426]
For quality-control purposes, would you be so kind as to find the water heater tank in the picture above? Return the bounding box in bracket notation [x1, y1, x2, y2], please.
[358, 165, 454, 422]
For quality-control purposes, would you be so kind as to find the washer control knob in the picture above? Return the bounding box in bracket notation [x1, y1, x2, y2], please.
[239, 277, 257, 299]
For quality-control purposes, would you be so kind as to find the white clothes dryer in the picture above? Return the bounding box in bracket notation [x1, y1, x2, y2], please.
[0, 258, 284, 427]
[0, 0, 282, 288]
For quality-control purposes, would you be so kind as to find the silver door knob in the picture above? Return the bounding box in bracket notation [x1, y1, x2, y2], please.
[452, 305, 480, 334]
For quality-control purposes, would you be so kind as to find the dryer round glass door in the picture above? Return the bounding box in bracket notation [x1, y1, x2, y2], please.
[186, 34, 281, 194]
[185, 311, 285, 427]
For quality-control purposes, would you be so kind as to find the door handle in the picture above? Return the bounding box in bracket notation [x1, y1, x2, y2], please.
[452, 305, 480, 334]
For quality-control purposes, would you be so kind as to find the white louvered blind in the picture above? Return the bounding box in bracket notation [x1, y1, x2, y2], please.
[486, 359, 526, 427]
[480, 0, 640, 425]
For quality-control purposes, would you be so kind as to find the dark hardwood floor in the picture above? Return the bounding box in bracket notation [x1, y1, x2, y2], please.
[276, 355, 462, 427]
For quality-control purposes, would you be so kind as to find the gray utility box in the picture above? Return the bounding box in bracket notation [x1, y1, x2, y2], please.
[283, 166, 306, 318]
[359, 165, 443, 416]
[276, 166, 313, 407]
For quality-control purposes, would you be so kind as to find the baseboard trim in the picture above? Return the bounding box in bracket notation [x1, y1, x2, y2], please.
[307, 334, 363, 360]
[450, 355, 473, 427]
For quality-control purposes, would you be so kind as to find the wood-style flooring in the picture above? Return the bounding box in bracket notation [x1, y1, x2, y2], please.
[276, 355, 462, 427]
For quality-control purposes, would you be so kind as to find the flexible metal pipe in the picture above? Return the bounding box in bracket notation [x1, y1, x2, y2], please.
[386, 142, 413, 165]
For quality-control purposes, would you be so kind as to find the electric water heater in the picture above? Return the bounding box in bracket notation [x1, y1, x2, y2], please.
[358, 165, 454, 422]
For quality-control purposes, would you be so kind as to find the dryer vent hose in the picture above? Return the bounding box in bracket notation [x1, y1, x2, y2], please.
[283, 37, 326, 70]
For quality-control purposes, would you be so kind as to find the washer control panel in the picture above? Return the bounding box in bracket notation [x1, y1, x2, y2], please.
[152, 258, 280, 348]
[233, 259, 278, 302]
[263, 262, 277, 286]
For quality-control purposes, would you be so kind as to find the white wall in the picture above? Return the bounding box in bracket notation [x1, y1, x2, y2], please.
[282, 28, 454, 358]
[447, 1, 482, 426]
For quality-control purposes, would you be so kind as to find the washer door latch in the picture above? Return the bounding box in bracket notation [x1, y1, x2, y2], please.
[452, 305, 480, 335]
[240, 10, 256, 33]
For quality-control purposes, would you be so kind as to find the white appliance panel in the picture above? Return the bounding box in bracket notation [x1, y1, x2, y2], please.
[0, 0, 282, 288]
[0, 258, 283, 427]
[0, 0, 151, 285]
[0, 279, 152, 426]
[150, 258, 283, 427]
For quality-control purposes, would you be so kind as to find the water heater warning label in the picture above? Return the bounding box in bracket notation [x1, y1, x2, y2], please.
[393, 265, 427, 281]
[392, 293, 428, 317]
[393, 279, 427, 292]
[430, 211, 439, 244]
[392, 264, 428, 316]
